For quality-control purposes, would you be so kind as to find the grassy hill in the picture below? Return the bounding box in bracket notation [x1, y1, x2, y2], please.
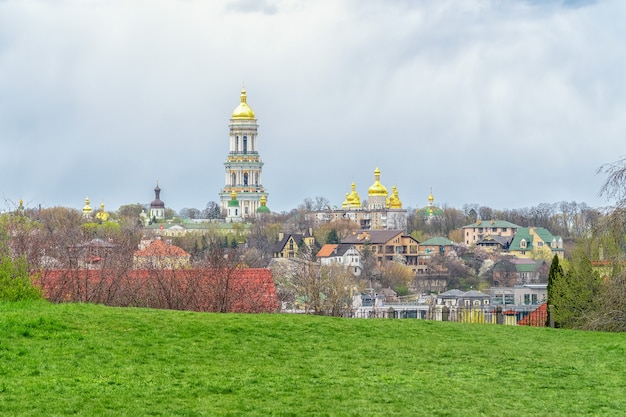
[1, 301, 626, 416]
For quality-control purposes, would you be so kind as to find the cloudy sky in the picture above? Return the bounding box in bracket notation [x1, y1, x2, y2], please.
[1, 0, 624, 214]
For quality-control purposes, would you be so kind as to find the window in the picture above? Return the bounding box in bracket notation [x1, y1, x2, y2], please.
[520, 239, 527, 249]
[532, 294, 538, 304]
[524, 294, 530, 305]
[243, 173, 249, 186]
[537, 242, 543, 247]
[243, 136, 247, 153]
[502, 228, 507, 232]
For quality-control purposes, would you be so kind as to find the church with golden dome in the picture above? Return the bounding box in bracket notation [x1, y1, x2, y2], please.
[219, 87, 268, 218]
[314, 167, 407, 230]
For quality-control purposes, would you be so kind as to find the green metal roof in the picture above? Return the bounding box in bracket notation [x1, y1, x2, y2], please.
[420, 236, 454, 246]
[508, 227, 563, 252]
[463, 220, 520, 229]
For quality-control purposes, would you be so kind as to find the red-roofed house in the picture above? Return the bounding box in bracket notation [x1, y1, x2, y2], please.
[133, 238, 191, 269]
[316, 243, 362, 276]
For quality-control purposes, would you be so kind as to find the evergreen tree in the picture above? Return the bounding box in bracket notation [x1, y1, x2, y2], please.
[327, 229, 339, 244]
[546, 254, 563, 327]
[548, 250, 601, 329]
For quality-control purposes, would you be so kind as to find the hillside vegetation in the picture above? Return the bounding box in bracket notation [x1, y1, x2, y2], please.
[1, 301, 626, 416]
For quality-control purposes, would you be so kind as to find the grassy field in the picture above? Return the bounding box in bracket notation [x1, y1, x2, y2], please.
[1, 301, 626, 416]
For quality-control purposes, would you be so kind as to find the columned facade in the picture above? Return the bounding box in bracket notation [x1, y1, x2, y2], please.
[219, 88, 267, 218]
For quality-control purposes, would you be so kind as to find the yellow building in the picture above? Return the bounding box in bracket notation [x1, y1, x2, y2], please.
[272, 231, 316, 258]
[508, 227, 564, 259]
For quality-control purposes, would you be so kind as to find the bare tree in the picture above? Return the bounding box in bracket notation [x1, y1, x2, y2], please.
[273, 250, 360, 316]
[598, 155, 626, 207]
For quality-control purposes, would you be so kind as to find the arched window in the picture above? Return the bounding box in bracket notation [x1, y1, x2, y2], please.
[243, 136, 247, 154]
[243, 173, 249, 186]
[255, 173, 259, 185]
[235, 136, 239, 153]
[520, 239, 527, 249]
[231, 173, 236, 186]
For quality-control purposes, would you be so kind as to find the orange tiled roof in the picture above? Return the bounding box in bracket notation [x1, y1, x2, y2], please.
[134, 239, 190, 258]
[316, 244, 338, 258]
[518, 303, 547, 327]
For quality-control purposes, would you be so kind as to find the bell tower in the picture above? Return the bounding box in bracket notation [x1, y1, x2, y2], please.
[219, 87, 267, 218]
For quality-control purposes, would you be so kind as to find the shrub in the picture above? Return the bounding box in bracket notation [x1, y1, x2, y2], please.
[0, 252, 42, 302]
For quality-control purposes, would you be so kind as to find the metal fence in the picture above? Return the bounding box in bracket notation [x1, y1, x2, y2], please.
[350, 304, 549, 327]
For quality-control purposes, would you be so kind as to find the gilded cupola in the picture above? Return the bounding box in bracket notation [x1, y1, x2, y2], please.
[95, 201, 110, 222]
[343, 182, 362, 209]
[82, 196, 93, 216]
[388, 185, 402, 209]
[368, 167, 388, 197]
[231, 87, 256, 120]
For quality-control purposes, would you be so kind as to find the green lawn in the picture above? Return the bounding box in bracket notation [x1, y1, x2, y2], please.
[1, 301, 625, 416]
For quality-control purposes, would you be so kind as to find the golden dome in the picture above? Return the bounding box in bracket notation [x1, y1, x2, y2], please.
[231, 87, 256, 119]
[368, 167, 388, 197]
[342, 182, 362, 209]
[348, 182, 361, 207]
[389, 185, 402, 209]
[83, 196, 93, 214]
[342, 193, 350, 209]
[95, 201, 109, 222]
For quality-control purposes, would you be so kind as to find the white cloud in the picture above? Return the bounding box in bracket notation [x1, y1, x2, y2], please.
[0, 0, 624, 213]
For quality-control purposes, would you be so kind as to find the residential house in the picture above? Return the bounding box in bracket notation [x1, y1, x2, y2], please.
[418, 236, 455, 257]
[463, 220, 520, 246]
[413, 236, 456, 275]
[341, 230, 419, 273]
[508, 227, 564, 259]
[476, 235, 513, 252]
[435, 289, 490, 308]
[133, 238, 191, 269]
[491, 257, 549, 287]
[68, 238, 116, 269]
[316, 243, 363, 276]
[489, 284, 547, 307]
[378, 287, 398, 303]
[272, 231, 315, 259]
